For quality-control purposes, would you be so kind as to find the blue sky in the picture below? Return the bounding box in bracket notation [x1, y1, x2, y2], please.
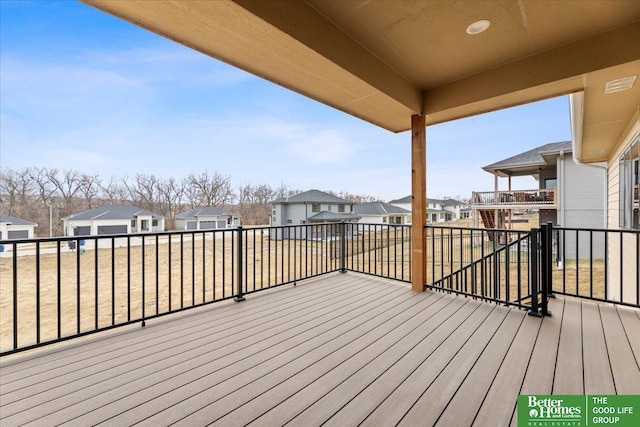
[0, 1, 572, 201]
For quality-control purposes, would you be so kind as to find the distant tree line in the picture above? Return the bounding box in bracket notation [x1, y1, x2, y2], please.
[0, 167, 379, 236]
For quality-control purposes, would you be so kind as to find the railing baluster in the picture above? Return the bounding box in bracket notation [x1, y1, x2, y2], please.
[235, 226, 245, 302]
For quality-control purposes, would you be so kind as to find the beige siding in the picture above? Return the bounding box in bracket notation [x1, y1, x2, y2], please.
[606, 113, 639, 304]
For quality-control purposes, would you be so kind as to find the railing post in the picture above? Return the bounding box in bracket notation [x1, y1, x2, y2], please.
[340, 221, 347, 273]
[528, 228, 541, 317]
[546, 221, 555, 299]
[234, 225, 246, 302]
[539, 223, 550, 316]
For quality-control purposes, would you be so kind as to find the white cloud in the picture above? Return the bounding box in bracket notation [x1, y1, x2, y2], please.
[288, 130, 357, 164]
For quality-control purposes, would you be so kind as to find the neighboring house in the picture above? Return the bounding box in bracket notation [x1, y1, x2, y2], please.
[354, 202, 411, 225]
[473, 140, 606, 228]
[388, 196, 466, 223]
[472, 140, 607, 257]
[175, 207, 240, 230]
[0, 214, 37, 240]
[63, 204, 165, 236]
[571, 95, 639, 305]
[270, 189, 359, 240]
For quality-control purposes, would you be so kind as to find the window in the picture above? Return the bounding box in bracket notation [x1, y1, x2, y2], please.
[300, 220, 305, 224]
[619, 135, 639, 229]
[383, 217, 388, 223]
[338, 205, 345, 213]
[287, 219, 292, 224]
[544, 178, 557, 189]
[311, 203, 320, 212]
[131, 220, 136, 227]
[152, 219, 158, 227]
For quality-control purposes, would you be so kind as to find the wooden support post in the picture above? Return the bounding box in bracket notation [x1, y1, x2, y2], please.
[411, 114, 426, 292]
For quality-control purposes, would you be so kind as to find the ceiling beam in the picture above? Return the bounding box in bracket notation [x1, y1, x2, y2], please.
[233, 0, 423, 114]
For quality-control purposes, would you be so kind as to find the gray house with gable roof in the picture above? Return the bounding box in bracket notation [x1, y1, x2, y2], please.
[0, 214, 37, 240]
[354, 202, 411, 225]
[472, 140, 606, 259]
[175, 207, 240, 230]
[63, 204, 165, 236]
[388, 196, 468, 224]
[270, 189, 359, 240]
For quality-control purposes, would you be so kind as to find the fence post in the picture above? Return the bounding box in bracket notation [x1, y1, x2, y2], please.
[234, 226, 246, 302]
[340, 221, 347, 273]
[528, 228, 541, 317]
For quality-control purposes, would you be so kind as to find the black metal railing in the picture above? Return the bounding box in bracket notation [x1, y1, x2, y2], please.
[552, 224, 639, 308]
[2, 222, 416, 355]
[425, 225, 544, 312]
[2, 221, 638, 355]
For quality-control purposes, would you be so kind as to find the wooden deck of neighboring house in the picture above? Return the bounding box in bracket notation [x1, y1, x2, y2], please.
[1, 272, 639, 426]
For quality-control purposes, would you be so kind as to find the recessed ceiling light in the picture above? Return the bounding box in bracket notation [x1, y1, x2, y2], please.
[466, 19, 490, 35]
[604, 75, 637, 94]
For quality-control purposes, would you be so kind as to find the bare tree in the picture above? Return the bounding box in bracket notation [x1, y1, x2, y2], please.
[156, 177, 185, 229]
[0, 168, 34, 217]
[185, 171, 234, 208]
[98, 176, 128, 203]
[45, 169, 85, 218]
[121, 174, 160, 212]
[327, 190, 381, 203]
[78, 173, 102, 209]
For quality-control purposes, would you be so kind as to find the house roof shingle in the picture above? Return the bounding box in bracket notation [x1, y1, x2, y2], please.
[64, 204, 164, 221]
[175, 207, 234, 219]
[307, 211, 360, 221]
[354, 202, 410, 216]
[388, 196, 464, 207]
[483, 141, 572, 173]
[0, 214, 37, 226]
[272, 189, 351, 204]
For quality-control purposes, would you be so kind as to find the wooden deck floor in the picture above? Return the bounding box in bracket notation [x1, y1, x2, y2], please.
[1, 272, 639, 426]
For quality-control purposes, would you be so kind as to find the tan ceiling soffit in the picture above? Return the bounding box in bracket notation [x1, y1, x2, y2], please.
[423, 22, 640, 125]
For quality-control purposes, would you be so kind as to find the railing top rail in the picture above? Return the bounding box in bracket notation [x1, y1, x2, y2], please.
[425, 224, 532, 233]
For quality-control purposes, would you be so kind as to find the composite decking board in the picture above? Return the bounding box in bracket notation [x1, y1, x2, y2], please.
[430, 310, 526, 427]
[3, 274, 380, 414]
[552, 298, 584, 394]
[0, 273, 347, 379]
[324, 301, 492, 427]
[1, 274, 638, 427]
[245, 293, 461, 427]
[1, 273, 376, 386]
[36, 278, 411, 426]
[0, 272, 357, 376]
[283, 296, 472, 427]
[617, 307, 640, 369]
[512, 298, 565, 427]
[582, 302, 616, 394]
[1, 276, 408, 425]
[126, 287, 440, 427]
[363, 305, 509, 426]
[0, 274, 384, 410]
[207, 293, 454, 426]
[472, 313, 542, 427]
[599, 305, 640, 394]
[83, 284, 426, 427]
